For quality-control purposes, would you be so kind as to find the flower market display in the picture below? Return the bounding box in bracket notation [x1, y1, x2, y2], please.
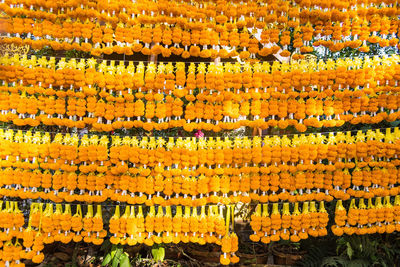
[1, 0, 400, 266]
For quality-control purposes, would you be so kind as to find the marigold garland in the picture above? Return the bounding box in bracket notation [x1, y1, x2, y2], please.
[0, 201, 238, 266]
[2, 0, 400, 265]
[1, 55, 400, 132]
[2, 0, 400, 57]
[3, 196, 400, 266]
[250, 201, 329, 244]
[1, 128, 400, 205]
[332, 196, 400, 236]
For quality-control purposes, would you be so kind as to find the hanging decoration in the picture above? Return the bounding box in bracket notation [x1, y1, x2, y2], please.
[1, 128, 400, 204]
[1, 0, 399, 58]
[1, 0, 400, 266]
[1, 54, 399, 132]
[332, 196, 400, 236]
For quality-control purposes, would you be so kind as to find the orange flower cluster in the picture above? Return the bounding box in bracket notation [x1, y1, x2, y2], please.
[101, 203, 238, 265]
[6, 55, 399, 96]
[1, 55, 400, 132]
[108, 205, 227, 246]
[4, 0, 397, 28]
[3, 198, 400, 265]
[250, 202, 329, 244]
[2, 0, 400, 57]
[1, 128, 400, 205]
[332, 196, 400, 236]
[4, 201, 237, 266]
[0, 201, 26, 266]
[2, 90, 398, 131]
[0, 201, 104, 266]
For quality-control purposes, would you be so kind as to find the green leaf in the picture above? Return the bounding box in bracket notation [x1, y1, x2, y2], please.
[158, 247, 165, 261]
[347, 242, 353, 260]
[112, 258, 120, 267]
[119, 253, 131, 267]
[348, 259, 369, 267]
[151, 246, 165, 262]
[321, 256, 347, 267]
[102, 253, 112, 266]
[112, 248, 123, 267]
[110, 245, 118, 259]
[151, 247, 159, 261]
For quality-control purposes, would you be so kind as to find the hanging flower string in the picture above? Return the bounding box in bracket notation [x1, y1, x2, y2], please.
[1, 128, 400, 204]
[1, 0, 399, 58]
[1, 55, 400, 132]
[3, 197, 400, 265]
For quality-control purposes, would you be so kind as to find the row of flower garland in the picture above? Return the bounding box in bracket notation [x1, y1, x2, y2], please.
[2, 196, 400, 266]
[108, 204, 239, 265]
[4, 0, 397, 27]
[1, 56, 399, 131]
[250, 201, 329, 243]
[1, 129, 400, 204]
[2, 56, 399, 94]
[0, 201, 105, 266]
[0, 201, 239, 266]
[2, 128, 399, 166]
[249, 196, 400, 245]
[3, 19, 398, 58]
[1, 166, 400, 205]
[0, 62, 400, 97]
[1, 90, 399, 131]
[3, 74, 399, 100]
[2, 0, 399, 57]
[332, 196, 400, 236]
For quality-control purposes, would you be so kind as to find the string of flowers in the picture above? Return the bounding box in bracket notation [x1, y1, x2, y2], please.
[1, 55, 399, 132]
[108, 204, 238, 265]
[2, 54, 398, 91]
[332, 196, 400, 236]
[1, 0, 399, 58]
[250, 201, 329, 244]
[3, 197, 400, 265]
[1, 128, 400, 204]
[0, 201, 237, 266]
[3, 0, 398, 28]
[0, 201, 104, 266]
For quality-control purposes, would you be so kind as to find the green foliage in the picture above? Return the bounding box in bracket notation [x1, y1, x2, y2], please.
[321, 257, 371, 267]
[337, 236, 376, 261]
[101, 244, 132, 267]
[311, 42, 399, 61]
[298, 238, 336, 267]
[336, 235, 400, 267]
[30, 46, 54, 57]
[299, 234, 400, 267]
[151, 244, 165, 262]
[65, 49, 92, 59]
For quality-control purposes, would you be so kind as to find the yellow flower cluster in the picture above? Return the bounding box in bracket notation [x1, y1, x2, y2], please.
[2, 0, 400, 263]
[1, 128, 400, 204]
[250, 202, 329, 243]
[4, 197, 400, 266]
[0, 201, 237, 266]
[332, 196, 400, 236]
[108, 204, 239, 265]
[1, 0, 399, 57]
[1, 54, 399, 132]
[0, 201, 104, 266]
